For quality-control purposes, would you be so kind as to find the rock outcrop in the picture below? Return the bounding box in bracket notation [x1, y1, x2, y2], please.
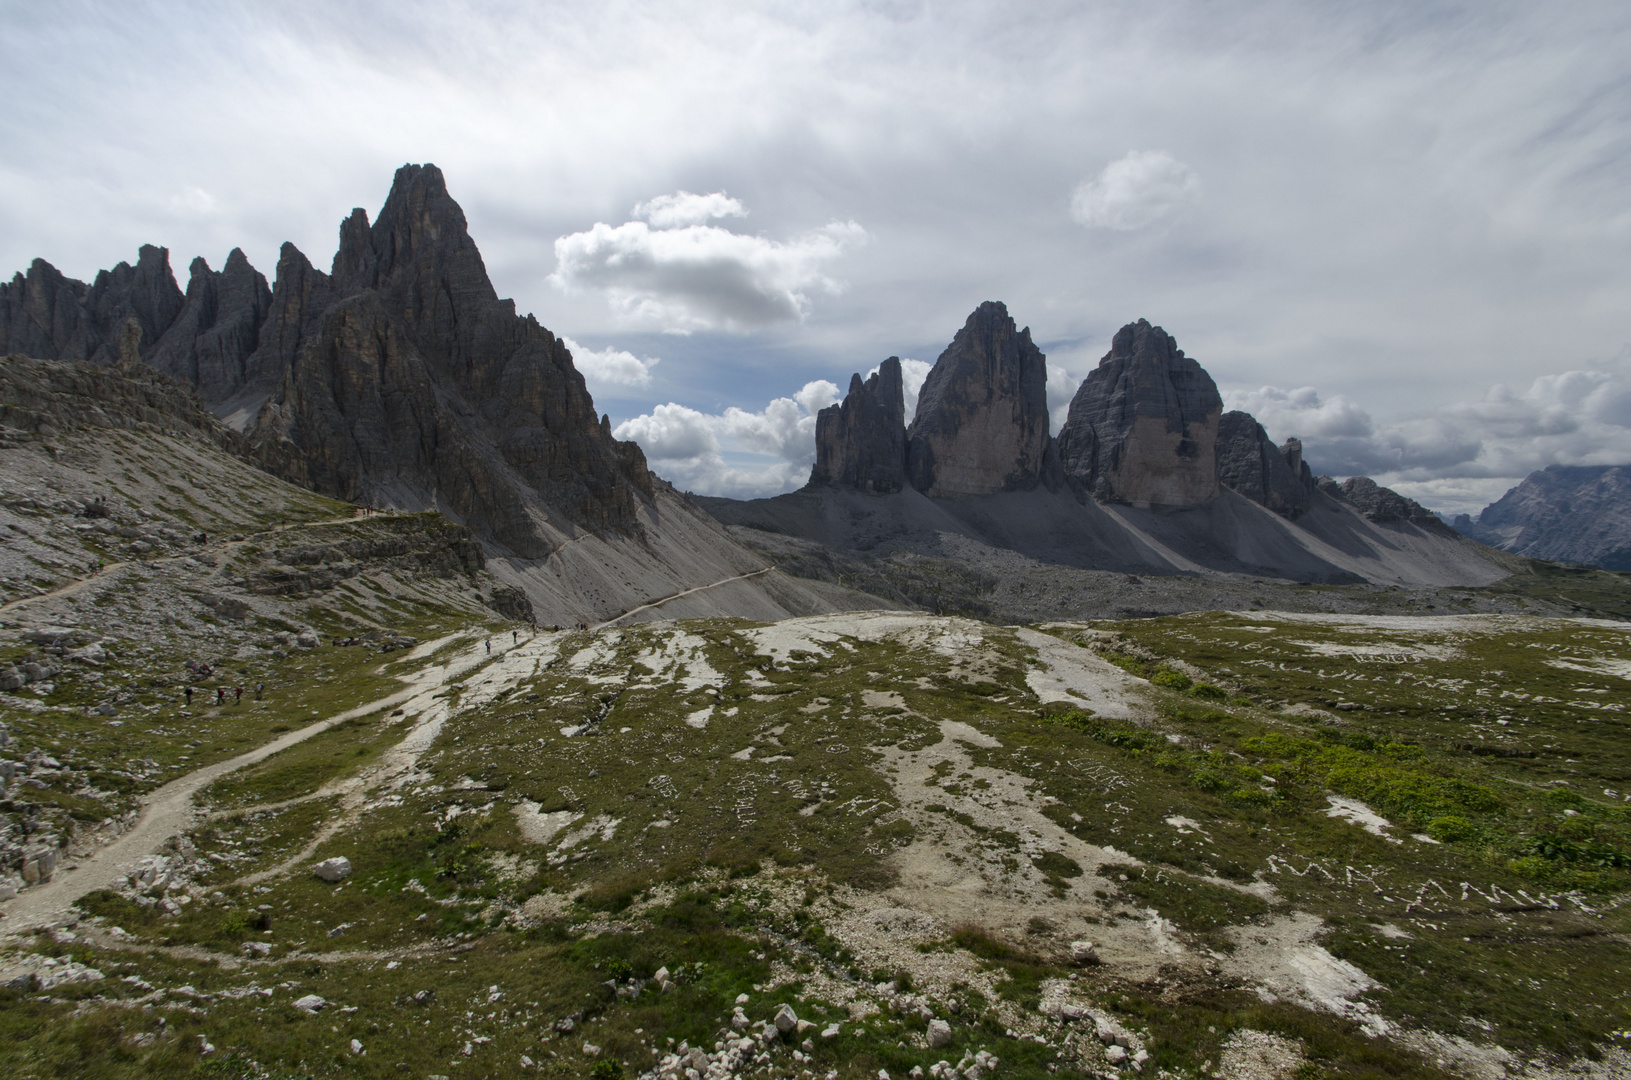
[1, 165, 655, 559]
[1216, 411, 1312, 518]
[1055, 319, 1222, 507]
[0, 246, 184, 366]
[809, 357, 908, 493]
[905, 302, 1050, 497]
[1317, 476, 1450, 533]
[245, 164, 652, 555]
[1455, 464, 1631, 570]
[145, 249, 273, 408]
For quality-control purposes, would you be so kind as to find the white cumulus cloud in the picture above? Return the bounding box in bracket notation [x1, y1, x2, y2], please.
[1226, 366, 1631, 516]
[560, 336, 658, 393]
[1070, 150, 1201, 231]
[613, 380, 841, 499]
[550, 193, 866, 333]
[631, 190, 747, 229]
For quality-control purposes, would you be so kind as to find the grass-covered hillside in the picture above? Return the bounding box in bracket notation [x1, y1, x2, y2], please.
[4, 609, 1626, 1080]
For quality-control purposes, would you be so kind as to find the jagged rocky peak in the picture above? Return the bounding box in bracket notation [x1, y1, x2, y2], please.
[809, 357, 907, 493]
[0, 245, 184, 366]
[1056, 319, 1223, 507]
[906, 301, 1050, 496]
[245, 163, 652, 554]
[1216, 411, 1313, 518]
[146, 248, 273, 406]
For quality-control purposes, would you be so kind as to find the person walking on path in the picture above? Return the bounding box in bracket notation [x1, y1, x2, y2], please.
[255, 682, 264, 701]
[512, 630, 518, 645]
[484, 639, 491, 655]
[215, 687, 224, 706]
[183, 686, 192, 708]
[234, 686, 243, 704]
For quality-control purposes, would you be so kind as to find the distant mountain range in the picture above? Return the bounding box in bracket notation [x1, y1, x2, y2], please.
[1454, 465, 1631, 571]
[704, 303, 1509, 588]
[1, 164, 1525, 604]
[0, 165, 873, 625]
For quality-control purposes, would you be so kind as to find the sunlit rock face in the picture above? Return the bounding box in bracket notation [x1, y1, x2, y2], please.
[1056, 319, 1223, 508]
[905, 301, 1051, 497]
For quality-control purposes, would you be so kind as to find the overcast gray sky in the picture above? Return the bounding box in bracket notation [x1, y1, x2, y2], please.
[4, 1, 1629, 514]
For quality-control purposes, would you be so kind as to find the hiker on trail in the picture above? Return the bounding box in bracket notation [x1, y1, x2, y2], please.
[512, 630, 518, 645]
[215, 687, 224, 706]
[234, 686, 243, 704]
[255, 682, 264, 700]
[184, 686, 192, 708]
[485, 639, 491, 655]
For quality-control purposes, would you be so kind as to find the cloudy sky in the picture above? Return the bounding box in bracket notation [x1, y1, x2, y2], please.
[3, 1, 1629, 515]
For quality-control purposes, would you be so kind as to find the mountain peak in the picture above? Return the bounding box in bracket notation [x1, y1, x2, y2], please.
[905, 300, 1050, 496]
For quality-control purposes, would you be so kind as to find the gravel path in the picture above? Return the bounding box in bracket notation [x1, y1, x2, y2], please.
[0, 629, 474, 938]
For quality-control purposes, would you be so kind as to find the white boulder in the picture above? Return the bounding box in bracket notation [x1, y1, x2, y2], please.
[313, 856, 352, 883]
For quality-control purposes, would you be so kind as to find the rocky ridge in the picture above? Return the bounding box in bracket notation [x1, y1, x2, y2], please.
[765, 304, 1492, 588]
[1455, 464, 1631, 570]
[1, 165, 655, 557]
[1216, 412, 1312, 519]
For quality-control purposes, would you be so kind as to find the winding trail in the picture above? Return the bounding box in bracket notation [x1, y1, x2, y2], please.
[0, 510, 388, 614]
[595, 565, 774, 629]
[0, 628, 486, 938]
[0, 563, 771, 936]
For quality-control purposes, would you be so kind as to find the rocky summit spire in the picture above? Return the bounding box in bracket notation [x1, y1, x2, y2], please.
[809, 357, 908, 493]
[244, 163, 652, 554]
[1215, 411, 1312, 518]
[905, 301, 1050, 497]
[146, 248, 273, 405]
[1055, 319, 1223, 507]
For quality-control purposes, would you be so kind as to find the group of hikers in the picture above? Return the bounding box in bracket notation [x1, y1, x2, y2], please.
[181, 681, 264, 709]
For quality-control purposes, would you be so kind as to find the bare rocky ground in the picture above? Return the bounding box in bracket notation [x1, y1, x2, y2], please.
[727, 525, 1631, 625]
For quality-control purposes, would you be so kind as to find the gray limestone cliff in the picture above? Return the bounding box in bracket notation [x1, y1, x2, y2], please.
[0, 165, 654, 559]
[1056, 319, 1223, 507]
[1455, 464, 1631, 570]
[809, 357, 907, 493]
[0, 245, 184, 366]
[244, 164, 652, 555]
[905, 301, 1050, 497]
[1216, 411, 1312, 518]
[145, 249, 273, 409]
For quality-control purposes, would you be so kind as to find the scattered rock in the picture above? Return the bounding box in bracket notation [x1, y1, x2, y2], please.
[312, 856, 351, 883]
[927, 1019, 953, 1048]
[1069, 939, 1099, 965]
[292, 994, 327, 1013]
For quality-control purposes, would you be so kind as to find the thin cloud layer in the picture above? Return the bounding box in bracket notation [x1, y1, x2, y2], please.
[1071, 150, 1200, 231]
[550, 193, 865, 332]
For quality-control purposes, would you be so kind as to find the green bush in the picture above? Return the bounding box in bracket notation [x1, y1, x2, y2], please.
[1152, 668, 1193, 691]
[1190, 683, 1227, 701]
[1427, 815, 1478, 843]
